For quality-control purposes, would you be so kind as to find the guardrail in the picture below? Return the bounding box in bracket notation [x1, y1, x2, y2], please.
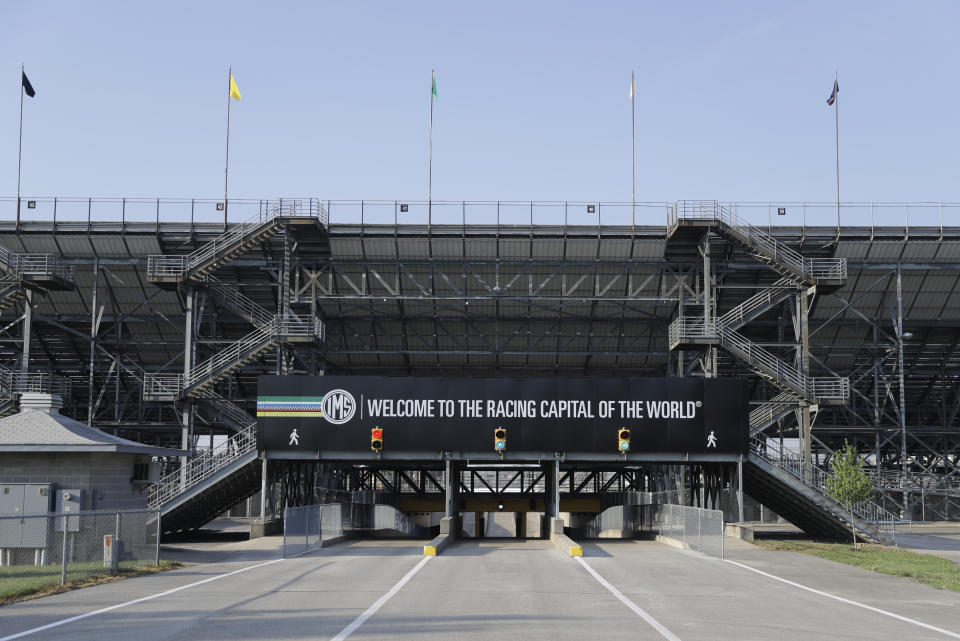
[750, 436, 898, 539]
[5, 197, 960, 231]
[0, 369, 72, 398]
[0, 244, 75, 284]
[148, 421, 257, 508]
[866, 469, 960, 492]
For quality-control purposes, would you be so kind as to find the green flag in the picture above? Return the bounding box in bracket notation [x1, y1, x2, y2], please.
[431, 73, 437, 100]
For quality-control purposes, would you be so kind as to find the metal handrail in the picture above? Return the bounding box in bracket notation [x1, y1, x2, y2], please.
[866, 469, 960, 492]
[148, 421, 257, 508]
[184, 314, 323, 392]
[670, 201, 847, 283]
[0, 367, 72, 398]
[205, 279, 274, 327]
[147, 199, 325, 280]
[0, 244, 75, 283]
[750, 436, 898, 536]
[748, 392, 797, 430]
[669, 317, 848, 403]
[719, 278, 796, 331]
[195, 388, 257, 430]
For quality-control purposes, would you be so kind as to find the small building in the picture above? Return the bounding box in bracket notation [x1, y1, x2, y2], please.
[0, 393, 185, 514]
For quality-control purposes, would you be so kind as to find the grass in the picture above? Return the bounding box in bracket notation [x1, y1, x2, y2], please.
[0, 560, 183, 605]
[754, 539, 960, 592]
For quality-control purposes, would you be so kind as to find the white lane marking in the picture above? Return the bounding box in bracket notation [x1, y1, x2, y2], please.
[575, 556, 682, 641]
[725, 559, 960, 639]
[0, 558, 285, 641]
[330, 555, 432, 641]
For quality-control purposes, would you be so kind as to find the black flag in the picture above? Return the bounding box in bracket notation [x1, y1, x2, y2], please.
[21, 71, 35, 98]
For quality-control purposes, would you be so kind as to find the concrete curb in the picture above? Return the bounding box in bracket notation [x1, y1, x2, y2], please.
[655, 534, 688, 550]
[424, 515, 459, 556]
[724, 523, 754, 541]
[423, 532, 455, 556]
[548, 517, 583, 557]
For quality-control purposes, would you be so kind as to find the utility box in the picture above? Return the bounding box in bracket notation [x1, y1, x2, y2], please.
[0, 484, 52, 548]
[55, 489, 83, 532]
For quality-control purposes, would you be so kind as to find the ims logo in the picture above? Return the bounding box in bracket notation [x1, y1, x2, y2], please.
[321, 389, 356, 425]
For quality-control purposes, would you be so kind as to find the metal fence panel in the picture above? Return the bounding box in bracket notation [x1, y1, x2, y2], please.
[0, 509, 159, 600]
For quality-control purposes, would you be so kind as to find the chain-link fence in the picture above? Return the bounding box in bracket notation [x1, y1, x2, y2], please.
[653, 503, 724, 559]
[0, 509, 160, 600]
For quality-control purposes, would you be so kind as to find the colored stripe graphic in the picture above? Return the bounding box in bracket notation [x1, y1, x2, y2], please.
[257, 395, 326, 418]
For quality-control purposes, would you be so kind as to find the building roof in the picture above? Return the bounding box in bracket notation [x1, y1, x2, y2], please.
[0, 394, 186, 455]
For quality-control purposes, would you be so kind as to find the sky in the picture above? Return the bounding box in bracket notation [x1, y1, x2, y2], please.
[1, 1, 958, 227]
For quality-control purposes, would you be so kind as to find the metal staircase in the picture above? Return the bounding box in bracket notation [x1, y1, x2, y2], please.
[666, 201, 849, 407]
[669, 318, 848, 405]
[0, 277, 26, 313]
[147, 199, 327, 286]
[148, 419, 260, 534]
[205, 279, 274, 328]
[142, 314, 324, 401]
[746, 436, 897, 544]
[748, 392, 799, 436]
[0, 244, 76, 291]
[667, 201, 846, 289]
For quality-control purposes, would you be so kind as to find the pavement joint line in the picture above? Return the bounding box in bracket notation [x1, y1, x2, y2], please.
[574, 556, 682, 641]
[330, 555, 432, 641]
[723, 559, 960, 639]
[0, 557, 286, 641]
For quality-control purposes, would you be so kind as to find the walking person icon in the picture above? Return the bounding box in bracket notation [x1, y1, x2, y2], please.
[706, 430, 717, 448]
[289, 428, 300, 446]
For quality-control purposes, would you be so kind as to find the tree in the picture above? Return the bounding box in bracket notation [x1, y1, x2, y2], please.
[824, 441, 875, 548]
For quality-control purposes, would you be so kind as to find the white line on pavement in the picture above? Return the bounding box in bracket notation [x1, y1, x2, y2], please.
[330, 555, 432, 641]
[575, 556, 682, 641]
[0, 558, 286, 641]
[724, 559, 960, 640]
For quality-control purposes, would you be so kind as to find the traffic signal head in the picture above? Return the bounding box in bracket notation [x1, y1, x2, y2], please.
[494, 427, 507, 452]
[371, 427, 383, 452]
[618, 428, 630, 453]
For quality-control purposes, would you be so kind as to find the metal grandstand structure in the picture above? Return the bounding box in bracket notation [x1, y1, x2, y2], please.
[1, 197, 959, 528]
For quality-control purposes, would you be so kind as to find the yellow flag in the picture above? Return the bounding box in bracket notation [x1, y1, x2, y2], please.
[229, 74, 242, 101]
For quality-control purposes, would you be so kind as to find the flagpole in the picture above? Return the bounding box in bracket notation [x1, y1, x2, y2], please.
[834, 67, 839, 229]
[631, 70, 636, 228]
[428, 69, 434, 227]
[16, 63, 25, 228]
[224, 65, 232, 229]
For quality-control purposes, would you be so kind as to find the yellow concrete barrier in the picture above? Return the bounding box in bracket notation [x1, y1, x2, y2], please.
[423, 545, 438, 556]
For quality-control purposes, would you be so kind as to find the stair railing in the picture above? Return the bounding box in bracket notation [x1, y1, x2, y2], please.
[195, 388, 257, 429]
[670, 201, 846, 284]
[750, 436, 898, 535]
[205, 279, 274, 327]
[748, 392, 797, 430]
[719, 278, 795, 330]
[184, 313, 324, 392]
[148, 421, 258, 509]
[147, 198, 326, 280]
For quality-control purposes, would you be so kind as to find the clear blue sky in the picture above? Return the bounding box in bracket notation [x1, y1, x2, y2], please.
[2, 1, 958, 224]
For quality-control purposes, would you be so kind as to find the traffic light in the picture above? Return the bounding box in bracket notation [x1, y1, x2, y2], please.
[618, 428, 630, 453]
[371, 427, 383, 452]
[494, 427, 507, 453]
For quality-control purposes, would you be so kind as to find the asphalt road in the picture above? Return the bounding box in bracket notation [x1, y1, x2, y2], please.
[3, 536, 960, 641]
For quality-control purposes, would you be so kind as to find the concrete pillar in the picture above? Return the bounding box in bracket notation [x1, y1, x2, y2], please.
[444, 458, 457, 517]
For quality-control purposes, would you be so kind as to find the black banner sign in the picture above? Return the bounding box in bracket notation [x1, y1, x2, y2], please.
[257, 376, 748, 458]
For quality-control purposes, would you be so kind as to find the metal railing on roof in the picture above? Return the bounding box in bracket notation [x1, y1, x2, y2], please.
[4, 197, 959, 233]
